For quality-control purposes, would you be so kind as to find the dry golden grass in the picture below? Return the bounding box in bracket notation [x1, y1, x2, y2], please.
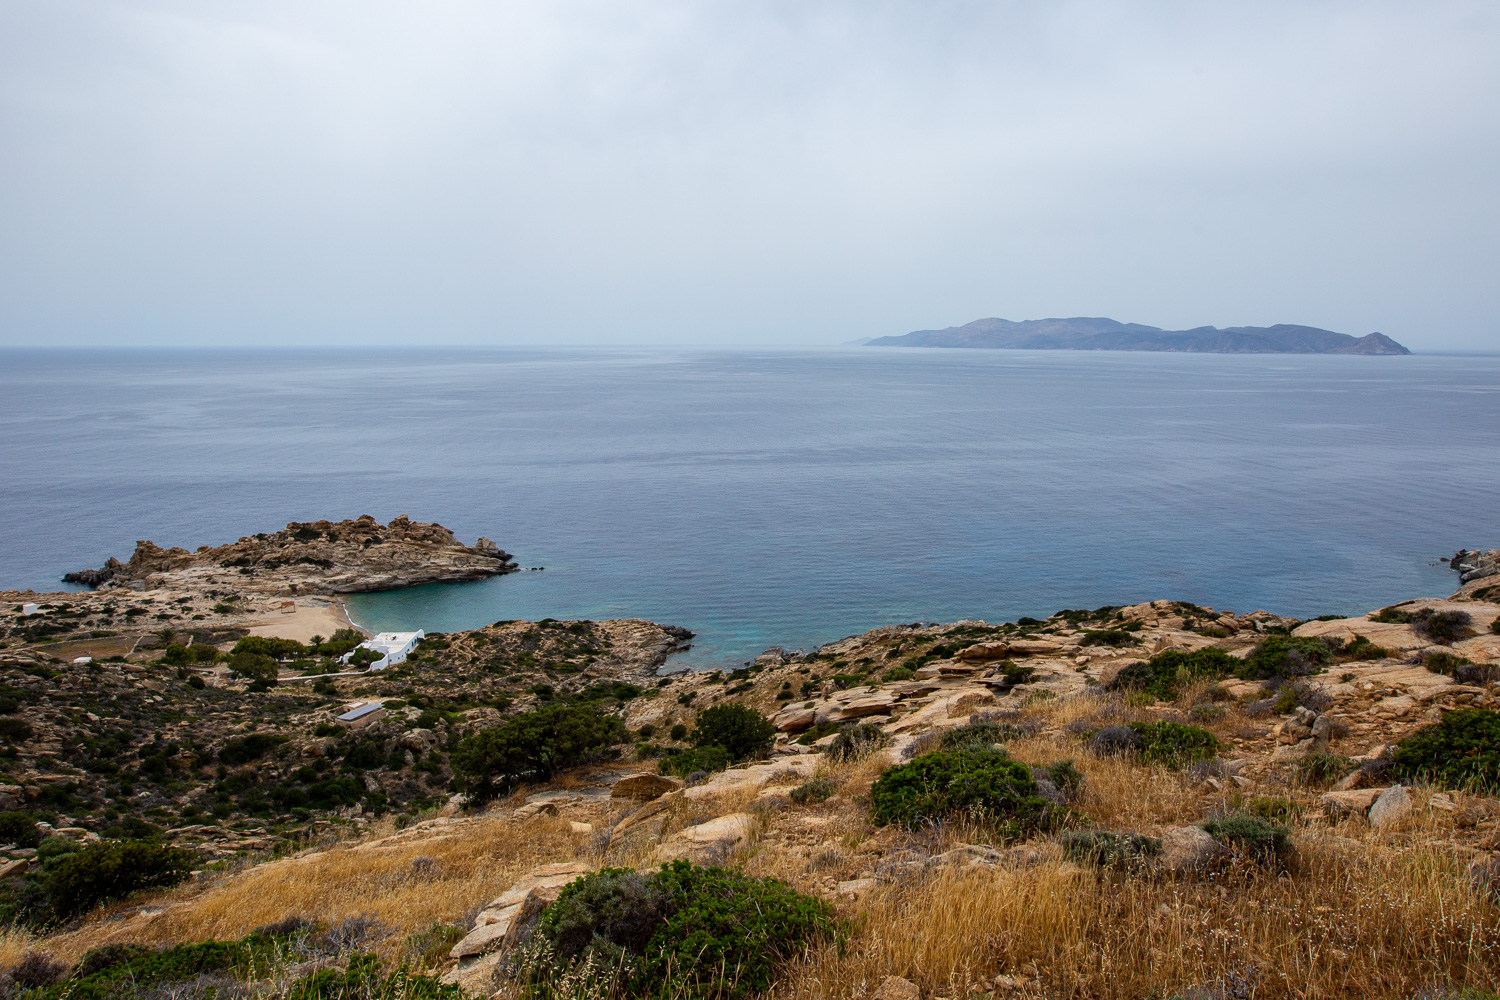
[0, 924, 35, 969]
[39, 814, 588, 965]
[782, 837, 1500, 1000]
[25, 684, 1500, 999]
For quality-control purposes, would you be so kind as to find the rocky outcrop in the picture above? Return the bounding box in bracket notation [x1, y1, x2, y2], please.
[1452, 549, 1500, 590]
[64, 515, 518, 595]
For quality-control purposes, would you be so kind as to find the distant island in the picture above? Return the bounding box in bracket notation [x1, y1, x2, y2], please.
[865, 317, 1411, 354]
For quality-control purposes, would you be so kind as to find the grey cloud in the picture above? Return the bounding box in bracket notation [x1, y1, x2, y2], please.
[0, 1, 1496, 349]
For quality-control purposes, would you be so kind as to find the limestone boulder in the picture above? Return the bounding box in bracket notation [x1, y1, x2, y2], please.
[771, 707, 817, 732]
[873, 976, 921, 1000]
[1157, 826, 1231, 874]
[1321, 788, 1385, 818]
[449, 861, 592, 960]
[956, 642, 1010, 662]
[611, 774, 682, 801]
[1369, 785, 1413, 829]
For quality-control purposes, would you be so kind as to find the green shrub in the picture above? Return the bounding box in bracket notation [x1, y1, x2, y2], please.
[1107, 647, 1235, 701]
[995, 662, 1037, 687]
[1295, 752, 1355, 787]
[47, 839, 196, 918]
[1061, 830, 1161, 868]
[789, 778, 836, 804]
[1238, 636, 1335, 680]
[451, 704, 628, 802]
[1243, 796, 1299, 823]
[690, 704, 775, 762]
[226, 650, 278, 686]
[938, 720, 1024, 751]
[868, 746, 1056, 835]
[231, 636, 310, 660]
[1392, 708, 1500, 791]
[1045, 759, 1084, 794]
[525, 861, 837, 1000]
[668, 723, 688, 741]
[0, 810, 41, 848]
[1340, 634, 1389, 661]
[658, 745, 730, 778]
[0, 717, 33, 745]
[1127, 721, 1218, 768]
[881, 666, 915, 683]
[1423, 652, 1474, 676]
[219, 733, 288, 765]
[1411, 608, 1476, 644]
[1080, 629, 1140, 648]
[1202, 814, 1289, 859]
[1369, 605, 1413, 624]
[826, 722, 892, 763]
[282, 953, 460, 999]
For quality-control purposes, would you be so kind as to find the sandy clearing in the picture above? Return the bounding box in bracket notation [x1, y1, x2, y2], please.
[242, 598, 362, 644]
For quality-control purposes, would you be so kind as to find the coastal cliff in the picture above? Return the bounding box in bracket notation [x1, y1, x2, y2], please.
[63, 515, 518, 595]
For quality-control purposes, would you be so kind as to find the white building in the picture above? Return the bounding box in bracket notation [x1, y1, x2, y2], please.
[342, 630, 425, 671]
[20, 604, 39, 616]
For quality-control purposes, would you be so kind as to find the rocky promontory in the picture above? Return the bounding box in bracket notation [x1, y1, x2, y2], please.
[64, 515, 519, 596]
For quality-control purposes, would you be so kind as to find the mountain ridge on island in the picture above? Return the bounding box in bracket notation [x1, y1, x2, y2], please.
[866, 317, 1412, 354]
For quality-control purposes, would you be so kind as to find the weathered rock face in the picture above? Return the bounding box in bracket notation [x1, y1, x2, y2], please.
[65, 515, 518, 595]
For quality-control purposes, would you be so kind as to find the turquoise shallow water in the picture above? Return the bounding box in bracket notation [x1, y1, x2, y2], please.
[1, 347, 1495, 667]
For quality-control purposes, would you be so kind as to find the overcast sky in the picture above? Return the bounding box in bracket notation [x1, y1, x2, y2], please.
[1, 2, 1497, 350]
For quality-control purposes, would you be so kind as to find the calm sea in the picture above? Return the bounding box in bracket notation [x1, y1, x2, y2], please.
[2, 348, 1496, 668]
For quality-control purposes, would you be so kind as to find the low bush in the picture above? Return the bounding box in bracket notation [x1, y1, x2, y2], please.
[690, 704, 776, 762]
[1411, 608, 1477, 644]
[1202, 813, 1290, 860]
[1127, 721, 1218, 768]
[1044, 759, 1085, 794]
[825, 722, 892, 763]
[46, 838, 196, 918]
[522, 861, 838, 1000]
[1080, 628, 1141, 648]
[1370, 605, 1413, 624]
[1340, 634, 1389, 661]
[1392, 708, 1500, 791]
[1295, 752, 1355, 787]
[1061, 830, 1161, 868]
[1106, 647, 1234, 701]
[0, 810, 41, 848]
[994, 662, 1037, 688]
[789, 777, 836, 804]
[869, 746, 1057, 836]
[1423, 651, 1474, 677]
[1087, 725, 1143, 757]
[1242, 796, 1299, 823]
[938, 719, 1025, 751]
[219, 732, 288, 766]
[1238, 636, 1335, 681]
[881, 666, 915, 683]
[451, 704, 628, 802]
[658, 745, 730, 778]
[7, 951, 67, 988]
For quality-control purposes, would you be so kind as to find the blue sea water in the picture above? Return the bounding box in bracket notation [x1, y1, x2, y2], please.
[1, 347, 1496, 668]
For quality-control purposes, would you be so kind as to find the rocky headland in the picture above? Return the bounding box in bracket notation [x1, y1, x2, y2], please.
[63, 515, 518, 596]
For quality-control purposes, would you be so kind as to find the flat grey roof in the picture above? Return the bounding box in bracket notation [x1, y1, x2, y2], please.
[337, 702, 383, 722]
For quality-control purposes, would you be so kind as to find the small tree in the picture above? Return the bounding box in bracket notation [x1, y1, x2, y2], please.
[451, 704, 628, 802]
[47, 840, 196, 918]
[690, 704, 775, 762]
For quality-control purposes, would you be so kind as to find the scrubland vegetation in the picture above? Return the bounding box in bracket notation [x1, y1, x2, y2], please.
[0, 593, 1499, 998]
